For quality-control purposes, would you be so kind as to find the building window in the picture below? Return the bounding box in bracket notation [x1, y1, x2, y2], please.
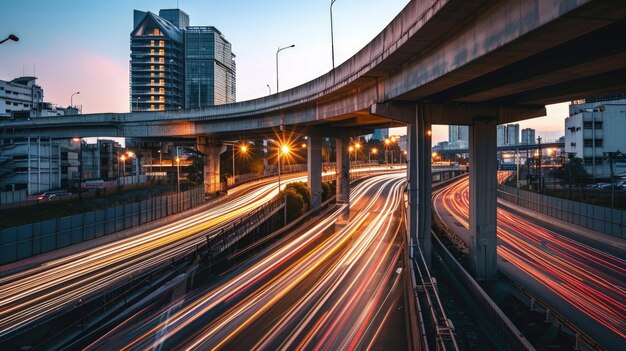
[150, 88, 155, 93]
[583, 122, 592, 129]
[595, 139, 603, 147]
[594, 122, 603, 129]
[153, 28, 161, 36]
[151, 96, 155, 101]
[150, 79, 155, 85]
[584, 157, 594, 165]
[159, 65, 164, 71]
[150, 73, 155, 77]
[159, 79, 164, 85]
[150, 104, 155, 110]
[150, 65, 155, 70]
[158, 57, 164, 63]
[159, 73, 164, 77]
[150, 49, 155, 54]
[159, 40, 164, 47]
[159, 96, 164, 101]
[159, 104, 165, 110]
[150, 57, 155, 63]
[584, 139, 593, 147]
[570, 142, 576, 147]
[150, 40, 155, 46]
[159, 88, 164, 94]
[159, 49, 164, 55]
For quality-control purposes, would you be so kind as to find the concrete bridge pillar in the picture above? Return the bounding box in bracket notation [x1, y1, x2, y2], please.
[307, 134, 323, 211]
[197, 138, 223, 195]
[371, 103, 431, 265]
[336, 136, 350, 222]
[469, 119, 498, 281]
[418, 113, 432, 265]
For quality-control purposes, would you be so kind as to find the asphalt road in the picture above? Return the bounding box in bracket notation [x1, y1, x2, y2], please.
[432, 176, 626, 350]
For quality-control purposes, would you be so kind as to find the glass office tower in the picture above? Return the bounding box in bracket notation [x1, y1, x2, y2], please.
[184, 26, 236, 108]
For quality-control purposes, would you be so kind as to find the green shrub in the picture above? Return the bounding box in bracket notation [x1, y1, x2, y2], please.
[285, 182, 310, 208]
[284, 188, 305, 222]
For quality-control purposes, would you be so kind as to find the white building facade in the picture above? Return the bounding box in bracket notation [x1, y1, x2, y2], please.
[565, 97, 626, 178]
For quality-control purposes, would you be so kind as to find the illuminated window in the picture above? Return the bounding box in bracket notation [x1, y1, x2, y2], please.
[150, 49, 155, 54]
[159, 49, 164, 55]
[158, 57, 164, 63]
[150, 65, 155, 70]
[159, 96, 164, 101]
[151, 73, 155, 77]
[150, 79, 155, 85]
[150, 104, 155, 110]
[150, 88, 155, 93]
[159, 65, 164, 71]
[159, 79, 164, 85]
[159, 88, 164, 93]
[159, 104, 165, 110]
[150, 57, 155, 63]
[159, 73, 164, 77]
[153, 28, 161, 36]
[151, 96, 155, 101]
[159, 40, 164, 47]
[150, 40, 155, 46]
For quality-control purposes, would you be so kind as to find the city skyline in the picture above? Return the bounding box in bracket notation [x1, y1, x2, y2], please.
[2, 0, 568, 143]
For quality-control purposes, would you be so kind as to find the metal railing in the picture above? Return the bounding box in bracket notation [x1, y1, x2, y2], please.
[432, 233, 535, 351]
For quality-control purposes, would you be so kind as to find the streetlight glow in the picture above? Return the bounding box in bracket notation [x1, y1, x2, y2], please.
[281, 144, 290, 154]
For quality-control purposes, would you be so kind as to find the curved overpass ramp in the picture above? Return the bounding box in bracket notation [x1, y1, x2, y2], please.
[3, 0, 626, 139]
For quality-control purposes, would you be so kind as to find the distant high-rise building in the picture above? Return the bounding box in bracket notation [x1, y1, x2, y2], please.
[497, 125, 506, 146]
[184, 26, 236, 108]
[496, 123, 519, 146]
[130, 9, 235, 112]
[371, 128, 389, 141]
[521, 128, 536, 145]
[507, 124, 519, 146]
[448, 125, 468, 149]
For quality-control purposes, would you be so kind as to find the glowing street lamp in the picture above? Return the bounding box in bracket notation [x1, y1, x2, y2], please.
[369, 147, 378, 167]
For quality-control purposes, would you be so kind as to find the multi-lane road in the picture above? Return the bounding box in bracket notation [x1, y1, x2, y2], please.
[85, 173, 408, 350]
[433, 176, 626, 349]
[0, 175, 305, 340]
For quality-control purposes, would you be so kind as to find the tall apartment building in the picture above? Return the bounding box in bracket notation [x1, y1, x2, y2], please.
[130, 9, 235, 111]
[565, 96, 626, 178]
[521, 128, 536, 145]
[448, 125, 469, 149]
[496, 123, 520, 146]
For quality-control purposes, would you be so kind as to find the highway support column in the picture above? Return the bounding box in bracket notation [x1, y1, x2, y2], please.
[336, 136, 350, 223]
[415, 110, 432, 266]
[307, 134, 323, 211]
[197, 137, 223, 195]
[371, 103, 431, 266]
[469, 119, 497, 281]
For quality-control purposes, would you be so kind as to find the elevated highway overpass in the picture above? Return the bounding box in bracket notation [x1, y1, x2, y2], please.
[3, 0, 626, 280]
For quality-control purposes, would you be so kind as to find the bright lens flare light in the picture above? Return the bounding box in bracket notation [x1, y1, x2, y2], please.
[281, 145, 290, 155]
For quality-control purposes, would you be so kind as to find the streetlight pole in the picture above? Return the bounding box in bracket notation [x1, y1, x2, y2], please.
[330, 0, 338, 71]
[266, 84, 272, 95]
[158, 149, 162, 172]
[136, 96, 141, 111]
[0, 34, 19, 45]
[176, 146, 181, 194]
[276, 44, 295, 93]
[71, 91, 80, 108]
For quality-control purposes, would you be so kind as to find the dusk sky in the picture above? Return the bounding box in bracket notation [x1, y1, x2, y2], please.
[1, 0, 567, 143]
